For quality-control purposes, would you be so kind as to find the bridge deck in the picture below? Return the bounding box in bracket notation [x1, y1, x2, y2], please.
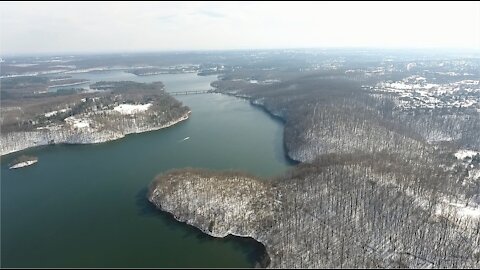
[169, 89, 215, 96]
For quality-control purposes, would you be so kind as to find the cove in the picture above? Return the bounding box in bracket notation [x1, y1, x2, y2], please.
[0, 71, 292, 267]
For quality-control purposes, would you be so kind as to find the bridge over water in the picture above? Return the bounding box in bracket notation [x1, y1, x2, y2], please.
[169, 89, 216, 96]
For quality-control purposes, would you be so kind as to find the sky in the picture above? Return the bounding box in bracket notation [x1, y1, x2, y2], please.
[1, 1, 479, 55]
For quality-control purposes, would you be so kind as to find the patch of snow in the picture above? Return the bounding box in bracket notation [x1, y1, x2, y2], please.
[64, 116, 90, 129]
[252, 98, 265, 106]
[36, 124, 63, 131]
[45, 110, 58, 117]
[45, 108, 69, 117]
[454, 150, 479, 160]
[469, 169, 480, 180]
[426, 134, 453, 143]
[113, 103, 152, 115]
[449, 202, 480, 218]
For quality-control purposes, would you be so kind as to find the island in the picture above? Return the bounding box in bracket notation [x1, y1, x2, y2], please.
[9, 155, 38, 169]
[0, 80, 191, 155]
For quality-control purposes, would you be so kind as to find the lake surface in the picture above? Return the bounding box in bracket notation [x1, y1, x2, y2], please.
[1, 71, 292, 267]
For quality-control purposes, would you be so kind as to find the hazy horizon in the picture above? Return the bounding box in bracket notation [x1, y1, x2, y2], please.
[1, 1, 479, 56]
[3, 46, 480, 59]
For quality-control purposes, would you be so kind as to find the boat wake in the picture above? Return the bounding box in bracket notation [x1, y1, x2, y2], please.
[179, 137, 190, 142]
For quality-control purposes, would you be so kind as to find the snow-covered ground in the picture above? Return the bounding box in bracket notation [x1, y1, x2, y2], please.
[113, 103, 152, 115]
[448, 202, 480, 218]
[374, 77, 480, 111]
[45, 111, 58, 117]
[64, 116, 90, 129]
[454, 150, 479, 160]
[36, 124, 63, 131]
[44, 108, 69, 118]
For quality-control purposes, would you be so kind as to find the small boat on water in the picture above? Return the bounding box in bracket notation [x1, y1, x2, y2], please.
[9, 155, 38, 169]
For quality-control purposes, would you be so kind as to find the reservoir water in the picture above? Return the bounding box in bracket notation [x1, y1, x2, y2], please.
[1, 71, 292, 267]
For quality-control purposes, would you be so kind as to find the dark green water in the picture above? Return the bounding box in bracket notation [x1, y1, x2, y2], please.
[1, 72, 292, 267]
